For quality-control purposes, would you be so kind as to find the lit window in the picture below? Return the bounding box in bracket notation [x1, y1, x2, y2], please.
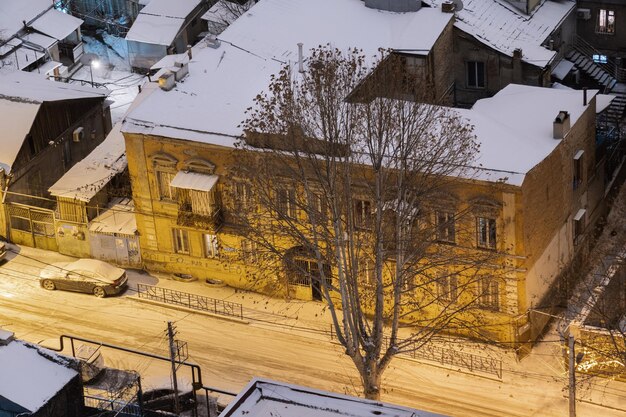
[476, 217, 496, 249]
[436, 211, 455, 243]
[203, 234, 219, 258]
[593, 54, 608, 64]
[172, 228, 189, 254]
[467, 61, 485, 88]
[597, 9, 615, 34]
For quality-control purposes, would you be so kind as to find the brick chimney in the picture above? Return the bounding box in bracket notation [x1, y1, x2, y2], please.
[553, 110, 570, 139]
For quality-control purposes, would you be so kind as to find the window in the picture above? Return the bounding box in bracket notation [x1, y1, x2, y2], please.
[157, 171, 177, 200]
[597, 9, 615, 34]
[234, 181, 253, 209]
[573, 150, 584, 190]
[436, 211, 455, 243]
[478, 277, 499, 310]
[573, 209, 586, 246]
[360, 259, 375, 286]
[476, 217, 496, 249]
[437, 273, 458, 302]
[308, 192, 327, 223]
[276, 188, 297, 218]
[203, 234, 219, 258]
[467, 61, 485, 88]
[172, 228, 189, 254]
[354, 199, 372, 229]
[241, 239, 258, 263]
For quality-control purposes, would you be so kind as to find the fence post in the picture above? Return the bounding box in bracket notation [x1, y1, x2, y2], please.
[188, 292, 191, 308]
[214, 298, 217, 313]
[470, 354, 473, 372]
[240, 304, 243, 319]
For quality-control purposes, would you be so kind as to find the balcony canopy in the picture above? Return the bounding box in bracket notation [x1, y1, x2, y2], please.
[170, 171, 218, 192]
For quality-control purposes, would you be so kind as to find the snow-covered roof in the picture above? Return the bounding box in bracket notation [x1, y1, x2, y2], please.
[0, 71, 108, 172]
[11, 46, 45, 70]
[48, 123, 127, 201]
[0, 0, 52, 40]
[126, 0, 204, 46]
[29, 8, 83, 41]
[422, 0, 576, 67]
[458, 83, 596, 185]
[222, 0, 453, 61]
[125, 13, 186, 46]
[140, 0, 203, 18]
[89, 199, 137, 235]
[20, 32, 57, 50]
[0, 339, 78, 413]
[124, 0, 453, 143]
[0, 70, 109, 103]
[221, 378, 449, 417]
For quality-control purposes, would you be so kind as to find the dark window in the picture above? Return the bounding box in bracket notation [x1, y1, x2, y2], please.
[476, 217, 496, 249]
[437, 273, 458, 302]
[573, 151, 584, 190]
[276, 188, 297, 218]
[478, 277, 500, 310]
[354, 199, 372, 229]
[436, 211, 455, 243]
[467, 61, 485, 88]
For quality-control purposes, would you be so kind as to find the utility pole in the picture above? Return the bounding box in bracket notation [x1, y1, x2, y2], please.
[168, 321, 181, 415]
[568, 335, 576, 417]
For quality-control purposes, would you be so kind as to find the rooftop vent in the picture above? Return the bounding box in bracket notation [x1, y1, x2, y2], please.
[0, 329, 15, 346]
[364, 0, 421, 12]
[442, 1, 455, 12]
[553, 110, 570, 139]
[173, 61, 189, 81]
[206, 35, 221, 49]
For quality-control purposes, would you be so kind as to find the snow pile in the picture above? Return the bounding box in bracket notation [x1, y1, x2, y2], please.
[0, 339, 78, 413]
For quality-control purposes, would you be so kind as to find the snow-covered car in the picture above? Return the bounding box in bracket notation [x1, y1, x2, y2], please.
[39, 259, 127, 297]
[0, 242, 6, 260]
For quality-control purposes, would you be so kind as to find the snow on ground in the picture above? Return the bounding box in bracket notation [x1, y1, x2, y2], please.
[70, 34, 146, 124]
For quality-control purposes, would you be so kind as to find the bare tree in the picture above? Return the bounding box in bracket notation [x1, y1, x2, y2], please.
[206, 0, 255, 35]
[227, 46, 506, 400]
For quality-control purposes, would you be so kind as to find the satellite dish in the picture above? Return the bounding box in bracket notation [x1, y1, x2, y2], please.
[451, 0, 464, 11]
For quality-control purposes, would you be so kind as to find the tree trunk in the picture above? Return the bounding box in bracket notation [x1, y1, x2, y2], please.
[361, 366, 382, 400]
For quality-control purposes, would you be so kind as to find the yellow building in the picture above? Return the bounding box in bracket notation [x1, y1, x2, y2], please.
[122, 0, 606, 345]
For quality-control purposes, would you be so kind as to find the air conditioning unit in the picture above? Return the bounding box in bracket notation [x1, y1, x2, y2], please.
[577, 8, 591, 20]
[73, 127, 84, 142]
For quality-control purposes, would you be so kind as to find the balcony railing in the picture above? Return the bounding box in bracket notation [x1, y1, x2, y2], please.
[177, 203, 222, 230]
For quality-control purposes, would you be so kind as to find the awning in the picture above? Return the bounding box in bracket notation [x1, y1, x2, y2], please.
[574, 209, 586, 222]
[13, 46, 44, 70]
[170, 171, 218, 192]
[29, 9, 83, 41]
[574, 150, 584, 160]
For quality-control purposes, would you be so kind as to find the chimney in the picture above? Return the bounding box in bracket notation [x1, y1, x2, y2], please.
[442, 1, 455, 12]
[553, 110, 571, 139]
[297, 43, 304, 73]
[583, 87, 588, 106]
[158, 71, 176, 91]
[513, 48, 523, 60]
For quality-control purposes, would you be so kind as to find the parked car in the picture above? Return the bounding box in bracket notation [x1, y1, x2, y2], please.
[39, 259, 127, 297]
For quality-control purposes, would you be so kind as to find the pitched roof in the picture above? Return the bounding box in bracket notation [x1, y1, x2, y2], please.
[125, 0, 204, 45]
[423, 0, 575, 67]
[0, 339, 78, 413]
[220, 378, 449, 417]
[0, 72, 108, 172]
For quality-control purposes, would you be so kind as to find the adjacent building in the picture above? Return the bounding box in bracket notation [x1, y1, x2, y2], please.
[0, 0, 85, 77]
[0, 71, 111, 251]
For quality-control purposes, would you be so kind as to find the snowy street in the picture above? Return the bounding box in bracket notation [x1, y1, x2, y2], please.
[1, 245, 625, 417]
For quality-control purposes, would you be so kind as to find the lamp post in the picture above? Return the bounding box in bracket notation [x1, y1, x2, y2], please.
[81, 53, 100, 87]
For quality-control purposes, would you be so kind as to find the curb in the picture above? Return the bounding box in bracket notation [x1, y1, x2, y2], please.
[129, 296, 250, 325]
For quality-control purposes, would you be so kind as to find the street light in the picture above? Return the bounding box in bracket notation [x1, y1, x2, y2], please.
[80, 53, 100, 87]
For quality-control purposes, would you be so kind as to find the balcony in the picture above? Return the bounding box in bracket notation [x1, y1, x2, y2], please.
[177, 202, 222, 231]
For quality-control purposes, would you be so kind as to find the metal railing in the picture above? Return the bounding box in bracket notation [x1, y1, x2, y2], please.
[85, 395, 142, 416]
[571, 34, 626, 83]
[136, 284, 244, 319]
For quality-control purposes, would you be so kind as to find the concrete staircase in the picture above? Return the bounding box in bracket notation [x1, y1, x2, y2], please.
[566, 50, 618, 92]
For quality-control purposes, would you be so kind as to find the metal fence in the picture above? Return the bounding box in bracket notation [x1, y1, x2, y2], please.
[395, 339, 503, 379]
[84, 395, 142, 416]
[136, 284, 244, 320]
